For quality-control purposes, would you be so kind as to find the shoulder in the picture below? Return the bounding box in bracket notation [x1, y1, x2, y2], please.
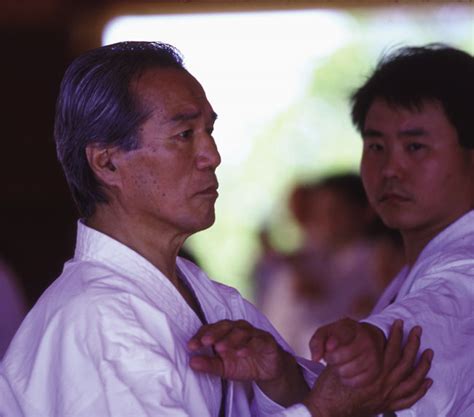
[16, 260, 166, 350]
[412, 244, 474, 292]
[410, 217, 474, 289]
[416, 212, 474, 275]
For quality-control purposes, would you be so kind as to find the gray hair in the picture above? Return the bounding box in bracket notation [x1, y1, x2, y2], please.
[54, 41, 185, 218]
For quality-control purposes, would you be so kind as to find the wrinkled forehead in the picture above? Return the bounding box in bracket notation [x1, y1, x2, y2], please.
[131, 67, 209, 113]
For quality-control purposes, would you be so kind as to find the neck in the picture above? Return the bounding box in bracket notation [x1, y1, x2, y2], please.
[86, 205, 188, 285]
[401, 211, 468, 266]
[402, 232, 433, 267]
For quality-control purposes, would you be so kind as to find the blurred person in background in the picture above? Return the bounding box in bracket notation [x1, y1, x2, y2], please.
[260, 173, 397, 357]
[252, 225, 286, 309]
[0, 258, 27, 360]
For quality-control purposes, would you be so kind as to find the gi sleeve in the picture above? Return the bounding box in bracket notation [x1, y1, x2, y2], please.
[362, 262, 474, 417]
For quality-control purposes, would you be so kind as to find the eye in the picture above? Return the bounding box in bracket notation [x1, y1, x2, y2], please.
[365, 142, 384, 152]
[178, 129, 193, 139]
[406, 143, 425, 152]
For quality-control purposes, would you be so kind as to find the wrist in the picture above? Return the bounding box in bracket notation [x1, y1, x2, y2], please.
[257, 349, 309, 407]
[302, 398, 332, 417]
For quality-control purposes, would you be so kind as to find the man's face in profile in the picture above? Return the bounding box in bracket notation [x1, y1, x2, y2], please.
[360, 98, 474, 235]
[111, 67, 221, 236]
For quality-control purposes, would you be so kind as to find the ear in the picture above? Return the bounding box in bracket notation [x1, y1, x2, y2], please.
[85, 144, 123, 189]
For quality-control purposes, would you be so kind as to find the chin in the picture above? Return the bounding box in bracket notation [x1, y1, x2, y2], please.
[374, 209, 400, 229]
[379, 212, 420, 232]
[189, 213, 216, 234]
[206, 213, 216, 228]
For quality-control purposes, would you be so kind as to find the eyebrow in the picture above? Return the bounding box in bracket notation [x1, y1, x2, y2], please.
[170, 111, 218, 123]
[362, 127, 428, 138]
[398, 127, 427, 137]
[362, 128, 383, 138]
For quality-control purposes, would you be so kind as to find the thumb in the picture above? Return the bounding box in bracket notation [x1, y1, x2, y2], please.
[309, 327, 330, 362]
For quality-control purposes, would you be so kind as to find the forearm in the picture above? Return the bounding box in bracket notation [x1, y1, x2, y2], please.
[257, 350, 310, 407]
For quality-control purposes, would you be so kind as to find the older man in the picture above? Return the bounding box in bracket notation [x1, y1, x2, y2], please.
[1, 42, 430, 417]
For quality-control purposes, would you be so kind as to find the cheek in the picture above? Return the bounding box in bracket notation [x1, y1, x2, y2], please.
[360, 160, 374, 187]
[360, 168, 379, 206]
[360, 153, 371, 177]
[124, 157, 163, 198]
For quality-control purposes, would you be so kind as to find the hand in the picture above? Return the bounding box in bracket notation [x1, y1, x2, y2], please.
[304, 320, 433, 417]
[188, 319, 308, 406]
[309, 318, 386, 387]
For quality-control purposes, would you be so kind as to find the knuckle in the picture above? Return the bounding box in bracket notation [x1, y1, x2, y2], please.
[219, 319, 233, 328]
[235, 319, 250, 328]
[232, 326, 249, 338]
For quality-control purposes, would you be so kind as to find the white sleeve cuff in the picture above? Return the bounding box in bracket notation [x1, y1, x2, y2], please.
[274, 403, 312, 417]
[252, 385, 312, 417]
[252, 381, 286, 414]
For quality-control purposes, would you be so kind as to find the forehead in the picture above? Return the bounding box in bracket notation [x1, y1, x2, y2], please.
[132, 67, 212, 120]
[364, 98, 451, 130]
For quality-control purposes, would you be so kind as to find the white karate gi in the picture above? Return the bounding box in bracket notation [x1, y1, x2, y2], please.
[0, 222, 319, 417]
[364, 210, 474, 417]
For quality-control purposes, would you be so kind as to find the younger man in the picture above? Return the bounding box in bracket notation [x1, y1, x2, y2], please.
[310, 44, 474, 416]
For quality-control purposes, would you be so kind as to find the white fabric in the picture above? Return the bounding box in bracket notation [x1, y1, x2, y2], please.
[0, 222, 321, 417]
[364, 210, 474, 417]
[273, 404, 312, 417]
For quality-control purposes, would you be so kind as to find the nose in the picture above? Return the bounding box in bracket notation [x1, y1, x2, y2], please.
[381, 148, 403, 179]
[196, 134, 221, 170]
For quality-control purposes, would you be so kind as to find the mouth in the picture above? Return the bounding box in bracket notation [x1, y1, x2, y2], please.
[378, 192, 411, 204]
[196, 183, 219, 198]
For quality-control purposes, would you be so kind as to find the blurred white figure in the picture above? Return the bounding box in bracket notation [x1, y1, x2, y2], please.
[261, 174, 389, 358]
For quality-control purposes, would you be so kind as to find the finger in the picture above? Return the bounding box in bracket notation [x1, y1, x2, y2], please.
[310, 319, 357, 361]
[309, 326, 330, 362]
[188, 320, 234, 350]
[385, 325, 422, 387]
[242, 330, 279, 355]
[324, 319, 358, 352]
[383, 319, 403, 370]
[325, 342, 367, 366]
[337, 356, 371, 379]
[388, 349, 433, 401]
[189, 355, 225, 376]
[386, 378, 432, 412]
[214, 326, 254, 353]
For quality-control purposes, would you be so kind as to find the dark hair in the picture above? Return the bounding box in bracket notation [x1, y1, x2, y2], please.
[351, 44, 474, 148]
[54, 41, 185, 218]
[319, 173, 368, 210]
[290, 173, 367, 225]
